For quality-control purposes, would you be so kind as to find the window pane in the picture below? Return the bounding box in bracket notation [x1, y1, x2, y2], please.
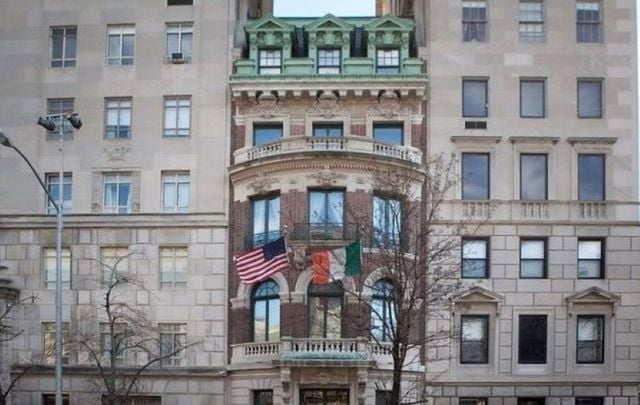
[520, 261, 544, 278]
[51, 32, 63, 59]
[462, 239, 488, 278]
[254, 301, 267, 342]
[327, 192, 344, 225]
[253, 200, 266, 234]
[462, 153, 489, 200]
[461, 315, 488, 363]
[463, 80, 488, 117]
[578, 80, 602, 118]
[521, 80, 545, 117]
[268, 299, 280, 341]
[373, 124, 403, 145]
[578, 260, 601, 278]
[578, 154, 605, 200]
[463, 239, 486, 259]
[520, 154, 547, 200]
[518, 315, 547, 363]
[577, 315, 604, 363]
[254, 125, 282, 146]
[108, 36, 120, 59]
[521, 240, 544, 259]
[579, 240, 602, 259]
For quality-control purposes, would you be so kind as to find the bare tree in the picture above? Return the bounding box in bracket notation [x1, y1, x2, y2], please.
[71, 253, 197, 405]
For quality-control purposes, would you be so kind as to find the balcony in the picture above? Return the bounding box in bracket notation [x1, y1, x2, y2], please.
[289, 223, 361, 243]
[245, 230, 282, 250]
[233, 136, 423, 165]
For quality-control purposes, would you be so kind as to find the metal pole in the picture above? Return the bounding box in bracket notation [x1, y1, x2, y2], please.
[54, 125, 64, 405]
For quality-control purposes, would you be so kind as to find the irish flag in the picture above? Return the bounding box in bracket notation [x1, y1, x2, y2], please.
[312, 241, 362, 284]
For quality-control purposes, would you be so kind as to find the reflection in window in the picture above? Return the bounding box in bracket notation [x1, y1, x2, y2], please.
[460, 315, 489, 363]
[373, 124, 403, 145]
[462, 153, 490, 200]
[309, 190, 344, 239]
[577, 315, 604, 363]
[371, 279, 396, 342]
[463, 79, 488, 117]
[462, 238, 488, 278]
[520, 79, 545, 118]
[578, 239, 603, 279]
[577, 79, 603, 118]
[251, 195, 280, 248]
[520, 154, 547, 200]
[253, 124, 283, 146]
[520, 239, 546, 278]
[373, 196, 401, 248]
[376, 49, 400, 74]
[308, 282, 343, 338]
[578, 154, 605, 200]
[313, 124, 343, 137]
[252, 280, 280, 342]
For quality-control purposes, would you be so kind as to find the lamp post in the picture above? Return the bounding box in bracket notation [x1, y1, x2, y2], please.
[0, 113, 81, 405]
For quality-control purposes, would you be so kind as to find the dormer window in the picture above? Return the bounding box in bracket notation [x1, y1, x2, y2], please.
[318, 49, 341, 74]
[259, 49, 282, 75]
[376, 49, 400, 74]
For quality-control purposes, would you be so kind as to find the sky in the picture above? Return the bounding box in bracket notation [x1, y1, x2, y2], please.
[273, 0, 375, 17]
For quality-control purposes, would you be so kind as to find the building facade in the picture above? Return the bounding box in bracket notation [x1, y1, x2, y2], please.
[0, 0, 638, 405]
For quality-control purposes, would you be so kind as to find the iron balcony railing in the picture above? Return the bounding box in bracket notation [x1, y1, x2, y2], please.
[290, 223, 362, 242]
[245, 230, 282, 250]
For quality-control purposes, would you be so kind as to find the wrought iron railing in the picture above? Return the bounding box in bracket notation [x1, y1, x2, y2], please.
[244, 230, 282, 249]
[290, 223, 362, 241]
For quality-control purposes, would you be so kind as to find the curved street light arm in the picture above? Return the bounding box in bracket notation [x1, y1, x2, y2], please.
[9, 144, 60, 214]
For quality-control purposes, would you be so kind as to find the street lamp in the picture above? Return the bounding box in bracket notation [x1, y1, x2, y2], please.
[0, 113, 81, 405]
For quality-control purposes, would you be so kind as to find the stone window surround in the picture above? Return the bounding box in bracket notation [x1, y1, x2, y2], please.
[511, 307, 555, 375]
[568, 138, 616, 201]
[244, 115, 291, 147]
[567, 309, 613, 374]
[510, 137, 558, 201]
[453, 140, 500, 200]
[91, 170, 141, 214]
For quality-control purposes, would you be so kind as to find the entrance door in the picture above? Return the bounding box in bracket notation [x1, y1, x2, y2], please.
[300, 389, 349, 405]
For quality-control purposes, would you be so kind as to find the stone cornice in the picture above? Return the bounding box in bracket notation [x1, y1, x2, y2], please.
[450, 135, 502, 144]
[567, 137, 618, 145]
[0, 213, 228, 229]
[509, 136, 560, 144]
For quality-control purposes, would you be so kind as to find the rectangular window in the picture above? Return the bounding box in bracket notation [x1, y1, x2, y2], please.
[577, 2, 602, 43]
[47, 98, 74, 139]
[460, 400, 488, 405]
[44, 247, 71, 290]
[578, 79, 603, 118]
[253, 390, 274, 405]
[162, 172, 190, 213]
[101, 396, 161, 405]
[462, 238, 489, 278]
[107, 25, 135, 65]
[45, 173, 72, 214]
[101, 247, 129, 284]
[520, 154, 547, 200]
[168, 0, 192, 4]
[463, 79, 488, 117]
[578, 239, 604, 279]
[50, 26, 77, 67]
[373, 196, 401, 248]
[259, 49, 282, 74]
[520, 239, 546, 278]
[251, 195, 281, 248]
[105, 98, 132, 139]
[43, 322, 70, 365]
[373, 123, 403, 145]
[253, 124, 283, 146]
[376, 49, 400, 74]
[462, 1, 487, 42]
[318, 49, 341, 74]
[166, 23, 193, 63]
[103, 173, 131, 214]
[313, 124, 343, 137]
[100, 322, 127, 365]
[578, 154, 605, 200]
[577, 315, 604, 363]
[518, 314, 547, 364]
[375, 391, 393, 405]
[160, 247, 187, 288]
[462, 153, 490, 200]
[309, 190, 344, 239]
[518, 399, 545, 405]
[519, 1, 544, 42]
[163, 96, 191, 137]
[42, 394, 70, 405]
[576, 399, 604, 405]
[159, 323, 187, 366]
[460, 315, 489, 364]
[520, 79, 545, 118]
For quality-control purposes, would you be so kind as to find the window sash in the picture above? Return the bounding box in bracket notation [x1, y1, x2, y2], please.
[158, 323, 187, 366]
[44, 248, 71, 290]
[47, 98, 75, 138]
[462, 79, 488, 117]
[45, 173, 72, 214]
[308, 191, 344, 226]
[460, 315, 489, 364]
[318, 49, 341, 74]
[105, 99, 132, 139]
[165, 23, 194, 61]
[578, 239, 603, 279]
[103, 173, 132, 213]
[163, 96, 191, 137]
[520, 154, 547, 200]
[518, 314, 547, 364]
[251, 196, 281, 248]
[462, 153, 490, 200]
[253, 125, 283, 146]
[578, 154, 605, 201]
[376, 49, 400, 73]
[577, 2, 602, 43]
[520, 80, 545, 118]
[373, 196, 401, 248]
[373, 124, 403, 145]
[577, 315, 604, 363]
[160, 247, 188, 288]
[520, 240, 546, 278]
[577, 79, 603, 118]
[43, 322, 70, 365]
[107, 25, 135, 65]
[462, 1, 487, 42]
[162, 172, 190, 213]
[462, 239, 488, 278]
[259, 49, 282, 74]
[50, 27, 77, 67]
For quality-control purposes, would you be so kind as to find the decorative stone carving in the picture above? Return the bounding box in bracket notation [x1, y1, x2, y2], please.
[309, 92, 345, 118]
[306, 169, 346, 187]
[249, 93, 287, 118]
[293, 248, 307, 271]
[103, 146, 131, 163]
[368, 90, 411, 118]
[247, 174, 279, 194]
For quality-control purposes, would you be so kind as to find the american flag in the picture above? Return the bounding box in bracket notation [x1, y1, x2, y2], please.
[235, 237, 289, 285]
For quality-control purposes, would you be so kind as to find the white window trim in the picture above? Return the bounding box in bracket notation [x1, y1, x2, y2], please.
[161, 171, 191, 213]
[106, 25, 135, 65]
[165, 22, 194, 63]
[511, 307, 555, 375]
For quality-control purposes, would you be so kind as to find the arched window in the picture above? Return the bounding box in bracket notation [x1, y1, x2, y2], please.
[251, 280, 280, 342]
[308, 282, 343, 339]
[371, 279, 396, 342]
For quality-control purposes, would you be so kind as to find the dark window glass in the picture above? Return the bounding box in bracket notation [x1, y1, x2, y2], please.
[308, 283, 343, 338]
[577, 2, 602, 43]
[313, 124, 343, 137]
[301, 390, 349, 405]
[578, 154, 605, 200]
[376, 49, 400, 74]
[259, 49, 282, 74]
[462, 153, 490, 200]
[101, 396, 162, 405]
[251, 195, 280, 248]
[460, 399, 488, 405]
[462, 238, 488, 278]
[577, 315, 604, 363]
[375, 391, 393, 405]
[371, 279, 396, 342]
[373, 124, 403, 145]
[520, 154, 547, 200]
[373, 196, 401, 248]
[461, 315, 489, 364]
[518, 315, 547, 364]
[253, 390, 273, 405]
[168, 0, 193, 5]
[520, 239, 546, 278]
[50, 26, 77, 67]
[520, 79, 545, 118]
[576, 398, 604, 405]
[578, 79, 603, 118]
[578, 239, 604, 279]
[318, 49, 341, 74]
[253, 124, 283, 146]
[252, 280, 280, 342]
[518, 399, 545, 405]
[463, 79, 488, 117]
[462, 1, 487, 42]
[43, 395, 70, 405]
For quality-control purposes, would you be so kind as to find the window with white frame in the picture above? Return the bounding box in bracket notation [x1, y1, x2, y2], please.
[103, 173, 131, 214]
[462, 1, 487, 42]
[577, 2, 602, 43]
[50, 26, 77, 67]
[578, 239, 604, 279]
[462, 238, 489, 278]
[318, 49, 341, 74]
[44, 247, 71, 290]
[101, 247, 130, 284]
[520, 239, 546, 278]
[105, 98, 132, 139]
[258, 49, 282, 74]
[100, 322, 127, 365]
[159, 323, 187, 366]
[160, 247, 187, 288]
[519, 1, 544, 42]
[162, 172, 190, 213]
[376, 49, 400, 74]
[46, 98, 74, 139]
[43, 322, 70, 365]
[107, 25, 135, 65]
[163, 96, 191, 137]
[165, 23, 193, 63]
[45, 173, 72, 215]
